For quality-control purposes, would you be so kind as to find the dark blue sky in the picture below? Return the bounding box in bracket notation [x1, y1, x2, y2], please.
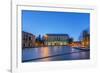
[22, 10, 90, 41]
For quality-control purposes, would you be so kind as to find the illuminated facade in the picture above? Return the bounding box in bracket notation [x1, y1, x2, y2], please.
[22, 31, 35, 48]
[70, 41, 81, 48]
[81, 30, 90, 48]
[81, 36, 90, 48]
[43, 34, 69, 46]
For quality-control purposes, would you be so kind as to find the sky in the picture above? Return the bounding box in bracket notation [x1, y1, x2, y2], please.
[22, 10, 90, 41]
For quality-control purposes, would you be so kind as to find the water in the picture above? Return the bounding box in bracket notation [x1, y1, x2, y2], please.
[22, 46, 90, 62]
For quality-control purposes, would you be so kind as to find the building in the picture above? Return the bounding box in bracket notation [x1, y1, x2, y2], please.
[43, 34, 69, 46]
[70, 41, 81, 48]
[81, 35, 90, 48]
[22, 31, 35, 48]
[81, 30, 90, 48]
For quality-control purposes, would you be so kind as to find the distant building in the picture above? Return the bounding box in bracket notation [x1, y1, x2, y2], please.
[43, 34, 69, 46]
[81, 29, 90, 48]
[70, 41, 81, 48]
[22, 31, 35, 48]
[81, 35, 90, 48]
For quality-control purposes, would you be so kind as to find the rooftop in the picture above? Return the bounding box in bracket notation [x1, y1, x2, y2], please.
[22, 31, 35, 36]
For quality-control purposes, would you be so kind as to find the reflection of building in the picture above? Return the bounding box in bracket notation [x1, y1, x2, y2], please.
[43, 34, 69, 46]
[22, 31, 35, 48]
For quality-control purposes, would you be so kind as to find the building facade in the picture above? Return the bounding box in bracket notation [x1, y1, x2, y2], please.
[43, 34, 69, 46]
[70, 41, 81, 48]
[22, 31, 35, 48]
[81, 35, 90, 48]
[81, 30, 90, 48]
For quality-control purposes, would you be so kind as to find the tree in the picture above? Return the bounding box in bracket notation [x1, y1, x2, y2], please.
[35, 35, 41, 44]
[68, 37, 73, 44]
[35, 35, 45, 46]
